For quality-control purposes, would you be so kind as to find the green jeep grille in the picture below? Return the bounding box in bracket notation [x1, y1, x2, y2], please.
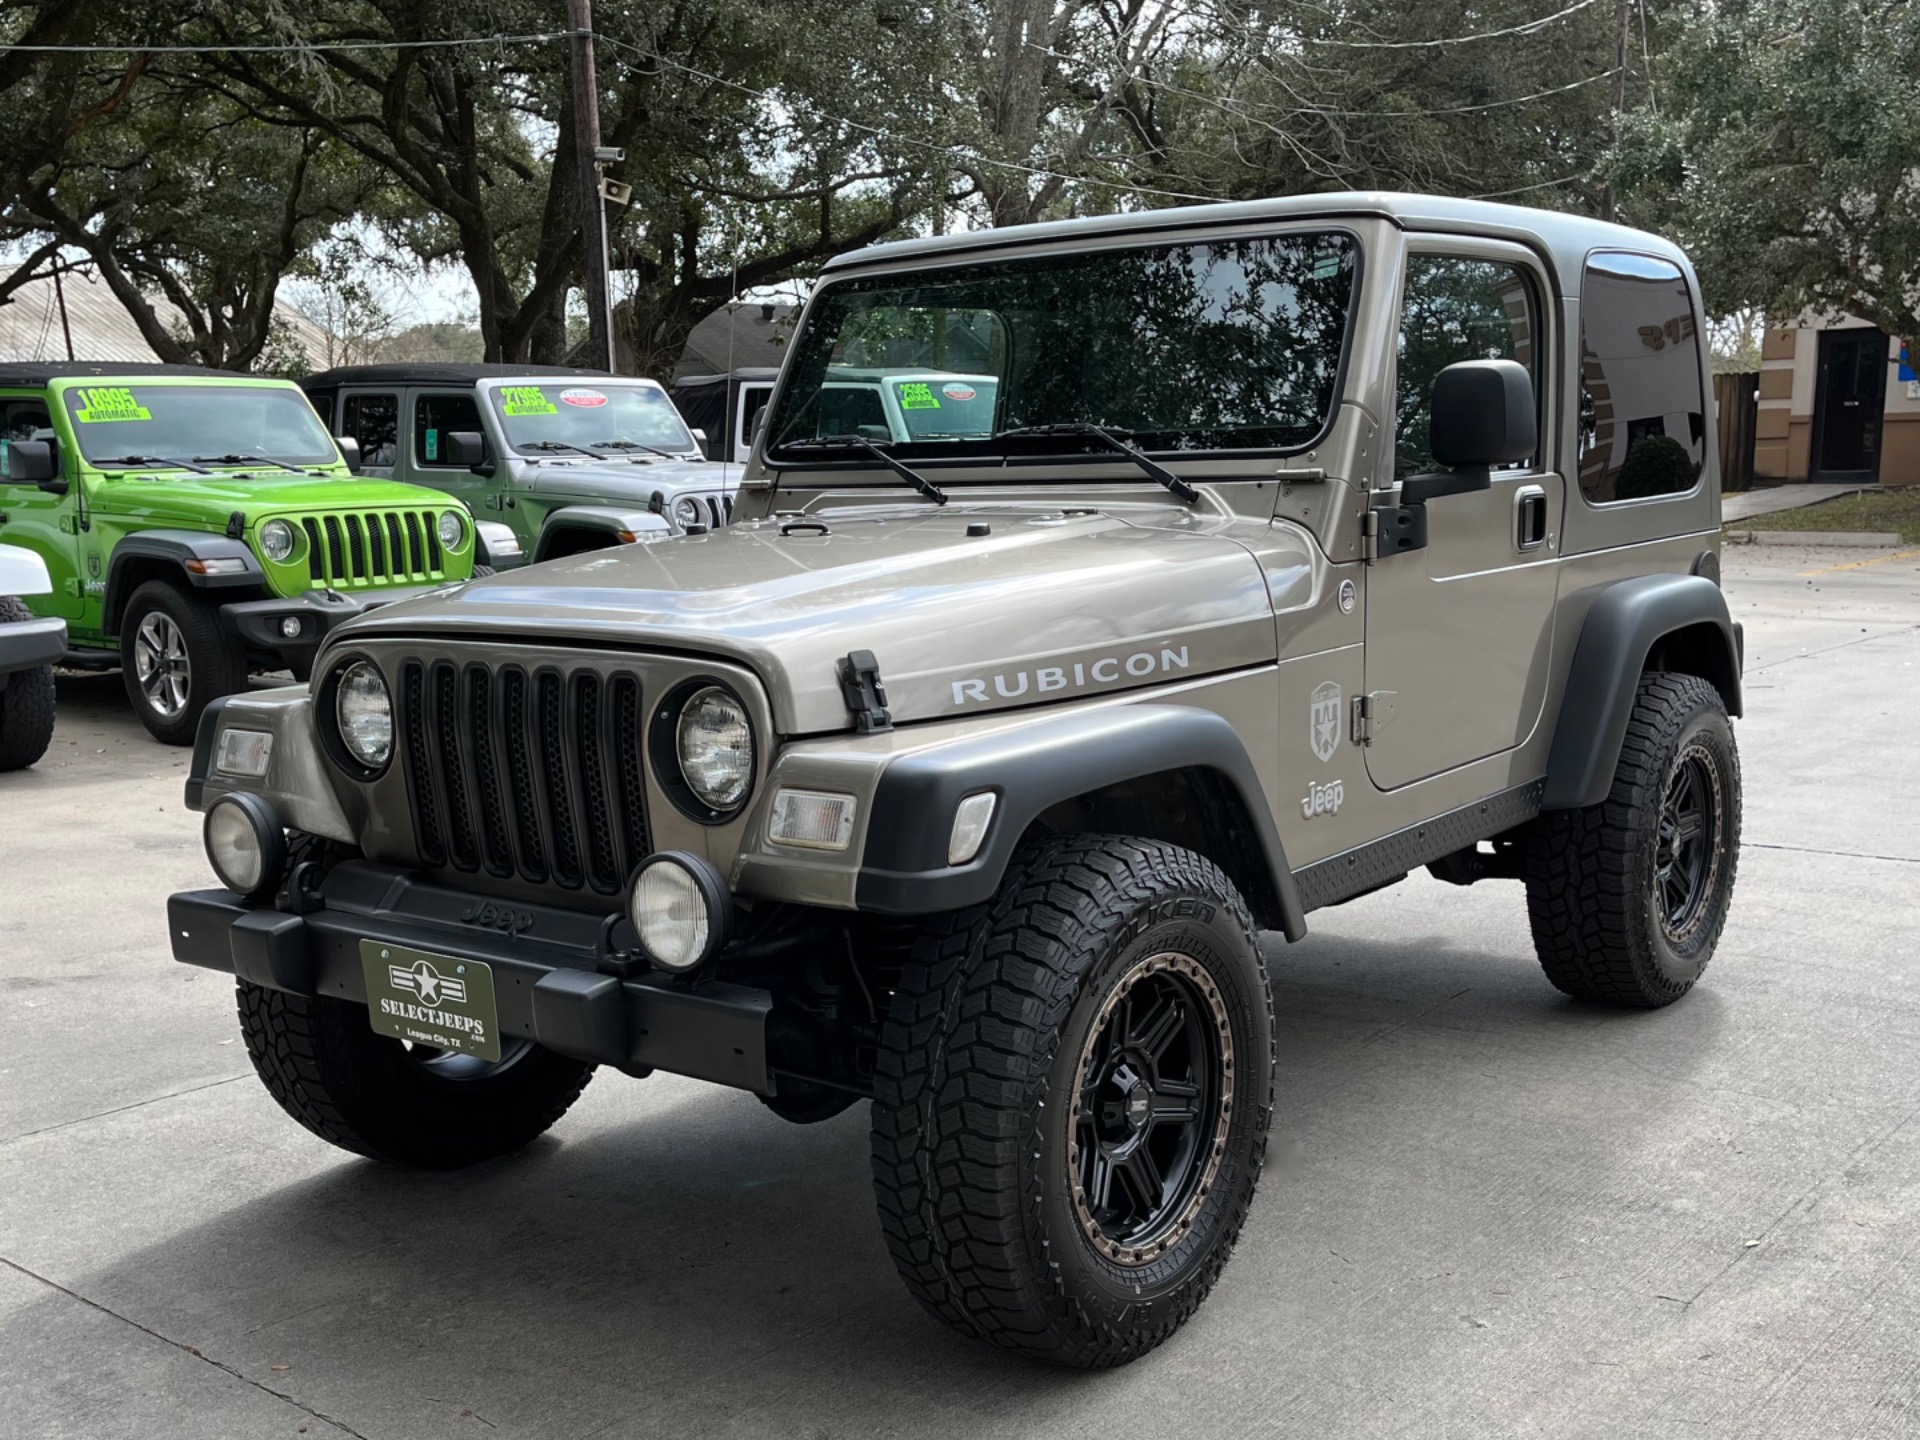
[297, 509, 448, 587]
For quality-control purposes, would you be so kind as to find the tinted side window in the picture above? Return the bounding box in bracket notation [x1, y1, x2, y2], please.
[415, 393, 483, 467]
[307, 391, 333, 429]
[341, 392, 399, 469]
[1396, 256, 1538, 477]
[1578, 253, 1705, 503]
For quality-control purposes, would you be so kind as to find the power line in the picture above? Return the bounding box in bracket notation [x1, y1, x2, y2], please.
[1471, 174, 1586, 199]
[0, 31, 573, 55]
[597, 35, 1221, 207]
[1302, 0, 1609, 48]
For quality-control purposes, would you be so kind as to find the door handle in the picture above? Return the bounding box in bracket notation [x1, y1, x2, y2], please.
[1514, 485, 1548, 552]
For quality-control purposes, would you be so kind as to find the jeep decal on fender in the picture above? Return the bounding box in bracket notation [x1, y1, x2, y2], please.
[951, 646, 1191, 708]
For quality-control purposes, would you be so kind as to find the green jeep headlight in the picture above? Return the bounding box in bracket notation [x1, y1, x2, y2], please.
[260, 519, 296, 562]
[437, 511, 466, 550]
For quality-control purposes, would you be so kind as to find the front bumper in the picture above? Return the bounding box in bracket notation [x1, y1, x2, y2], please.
[0, 616, 66, 676]
[169, 860, 772, 1093]
[222, 585, 448, 656]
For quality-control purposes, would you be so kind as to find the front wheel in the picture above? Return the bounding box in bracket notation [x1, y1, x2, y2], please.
[1525, 671, 1741, 1007]
[0, 597, 56, 771]
[237, 982, 596, 1168]
[872, 834, 1276, 1368]
[119, 580, 247, 745]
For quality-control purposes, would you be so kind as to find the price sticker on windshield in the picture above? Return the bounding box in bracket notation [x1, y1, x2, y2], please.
[500, 385, 558, 417]
[72, 386, 153, 423]
[896, 382, 941, 410]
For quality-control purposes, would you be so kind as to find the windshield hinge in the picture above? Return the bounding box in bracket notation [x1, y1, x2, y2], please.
[1351, 690, 1397, 746]
[837, 649, 893, 734]
[225, 511, 246, 540]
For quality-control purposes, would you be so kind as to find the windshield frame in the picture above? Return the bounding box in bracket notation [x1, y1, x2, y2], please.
[764, 222, 1365, 472]
[479, 378, 700, 459]
[53, 379, 341, 470]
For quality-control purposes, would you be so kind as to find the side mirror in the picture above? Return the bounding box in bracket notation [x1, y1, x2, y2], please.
[335, 435, 363, 474]
[689, 427, 708, 447]
[8, 439, 63, 491]
[1401, 359, 1536, 505]
[445, 430, 492, 472]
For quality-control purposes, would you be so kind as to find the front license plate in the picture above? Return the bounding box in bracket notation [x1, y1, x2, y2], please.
[359, 941, 502, 1063]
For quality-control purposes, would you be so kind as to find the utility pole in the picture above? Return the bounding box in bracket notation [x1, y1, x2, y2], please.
[567, 0, 615, 371]
[1601, 0, 1630, 224]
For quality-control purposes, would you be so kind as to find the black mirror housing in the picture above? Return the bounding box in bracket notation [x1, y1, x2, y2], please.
[8, 439, 61, 490]
[445, 430, 488, 468]
[335, 435, 364, 474]
[1430, 359, 1536, 470]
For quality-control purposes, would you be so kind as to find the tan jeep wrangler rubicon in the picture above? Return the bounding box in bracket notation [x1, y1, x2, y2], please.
[169, 193, 1743, 1368]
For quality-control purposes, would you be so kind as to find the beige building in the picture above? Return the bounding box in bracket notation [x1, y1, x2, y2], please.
[1755, 319, 1918, 486]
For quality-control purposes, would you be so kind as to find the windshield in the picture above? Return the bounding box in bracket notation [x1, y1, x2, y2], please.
[768, 230, 1357, 458]
[487, 382, 696, 455]
[59, 383, 338, 467]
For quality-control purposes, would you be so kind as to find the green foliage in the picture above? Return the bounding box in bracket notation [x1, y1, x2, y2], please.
[1615, 434, 1697, 500]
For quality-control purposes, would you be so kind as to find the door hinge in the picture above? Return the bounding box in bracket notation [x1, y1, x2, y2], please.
[1351, 690, 1397, 745]
[1362, 504, 1428, 564]
[837, 649, 893, 734]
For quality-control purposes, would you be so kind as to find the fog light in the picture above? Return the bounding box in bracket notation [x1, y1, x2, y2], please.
[203, 792, 287, 900]
[215, 728, 274, 779]
[767, 789, 856, 850]
[947, 791, 997, 866]
[628, 852, 732, 973]
[279, 616, 303, 640]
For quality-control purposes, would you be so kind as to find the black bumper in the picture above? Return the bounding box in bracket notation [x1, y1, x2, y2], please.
[221, 586, 444, 656]
[0, 616, 67, 676]
[170, 861, 773, 1093]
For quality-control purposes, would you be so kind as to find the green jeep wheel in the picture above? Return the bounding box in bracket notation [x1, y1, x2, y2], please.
[119, 580, 247, 746]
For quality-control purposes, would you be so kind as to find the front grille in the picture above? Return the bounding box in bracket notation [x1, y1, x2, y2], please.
[398, 659, 650, 895]
[297, 509, 447, 587]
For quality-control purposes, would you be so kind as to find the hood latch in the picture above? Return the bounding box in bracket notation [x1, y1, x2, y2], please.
[837, 649, 893, 734]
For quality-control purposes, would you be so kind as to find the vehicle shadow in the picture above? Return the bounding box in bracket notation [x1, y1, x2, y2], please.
[6, 922, 1726, 1438]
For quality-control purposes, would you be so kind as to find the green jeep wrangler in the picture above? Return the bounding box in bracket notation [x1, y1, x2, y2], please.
[0, 363, 475, 743]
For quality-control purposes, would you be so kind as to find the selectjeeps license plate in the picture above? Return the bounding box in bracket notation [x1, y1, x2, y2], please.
[359, 942, 502, 1062]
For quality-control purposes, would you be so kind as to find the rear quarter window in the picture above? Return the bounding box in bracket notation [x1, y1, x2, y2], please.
[1577, 253, 1707, 504]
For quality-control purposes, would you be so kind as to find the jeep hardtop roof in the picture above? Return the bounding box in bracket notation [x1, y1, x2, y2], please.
[302, 363, 620, 389]
[823, 191, 1691, 295]
[0, 361, 242, 386]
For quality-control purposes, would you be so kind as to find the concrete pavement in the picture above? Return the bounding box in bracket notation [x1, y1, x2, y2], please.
[3, 544, 1918, 1439]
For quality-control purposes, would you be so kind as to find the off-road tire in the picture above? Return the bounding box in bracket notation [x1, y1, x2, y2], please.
[871, 833, 1276, 1368]
[236, 981, 596, 1169]
[1526, 672, 1741, 1007]
[119, 580, 247, 746]
[0, 596, 56, 771]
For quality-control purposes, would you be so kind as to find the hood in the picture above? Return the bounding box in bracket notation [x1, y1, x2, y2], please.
[333, 504, 1293, 734]
[92, 470, 457, 528]
[521, 456, 741, 505]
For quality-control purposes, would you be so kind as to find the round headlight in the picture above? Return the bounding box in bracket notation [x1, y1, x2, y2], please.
[335, 661, 393, 769]
[675, 686, 752, 811]
[674, 496, 702, 529]
[204, 792, 286, 899]
[629, 852, 731, 972]
[437, 510, 465, 550]
[259, 518, 296, 562]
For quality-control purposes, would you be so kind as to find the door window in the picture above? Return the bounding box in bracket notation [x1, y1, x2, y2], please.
[737, 384, 773, 459]
[0, 399, 53, 481]
[415, 393, 484, 467]
[341, 392, 400, 469]
[1577, 253, 1705, 503]
[1395, 255, 1540, 478]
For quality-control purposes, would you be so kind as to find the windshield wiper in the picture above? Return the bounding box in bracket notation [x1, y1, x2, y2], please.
[780, 435, 948, 506]
[992, 424, 1198, 504]
[98, 454, 214, 475]
[521, 439, 615, 461]
[192, 451, 311, 474]
[587, 438, 680, 460]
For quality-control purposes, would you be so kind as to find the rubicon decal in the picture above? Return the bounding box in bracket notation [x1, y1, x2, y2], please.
[950, 646, 1191, 707]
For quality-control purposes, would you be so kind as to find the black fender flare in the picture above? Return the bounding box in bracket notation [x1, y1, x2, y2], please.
[103, 531, 263, 631]
[532, 506, 671, 562]
[854, 703, 1308, 941]
[1542, 573, 1744, 811]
